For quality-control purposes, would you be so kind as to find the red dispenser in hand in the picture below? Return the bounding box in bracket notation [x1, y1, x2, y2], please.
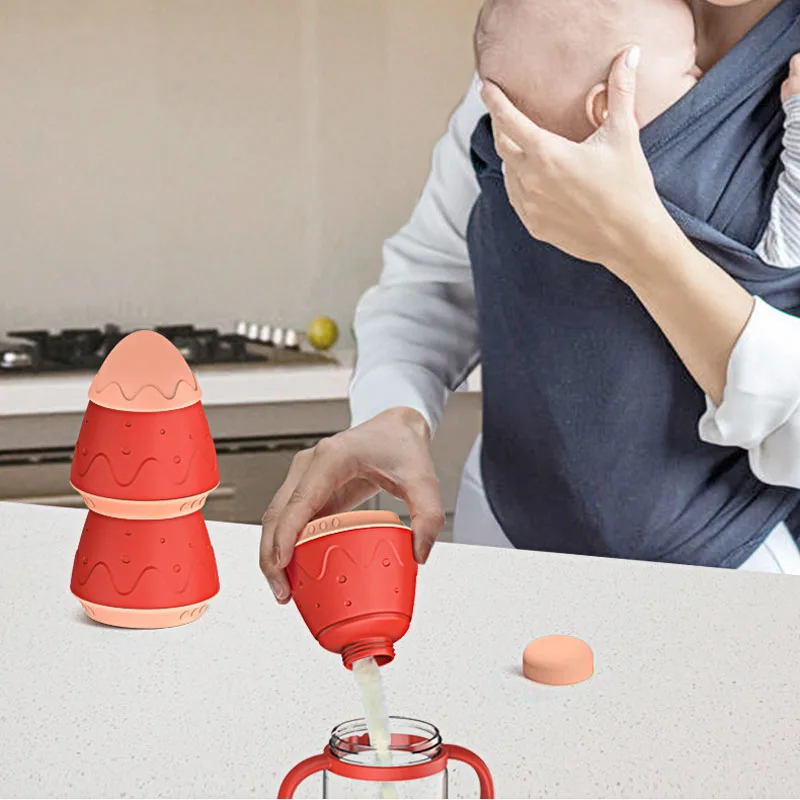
[286, 510, 418, 669]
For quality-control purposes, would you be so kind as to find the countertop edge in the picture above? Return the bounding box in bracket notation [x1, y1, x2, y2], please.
[0, 354, 483, 417]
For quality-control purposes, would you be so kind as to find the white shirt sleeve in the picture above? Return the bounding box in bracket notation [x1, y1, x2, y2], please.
[700, 94, 800, 488]
[349, 74, 486, 434]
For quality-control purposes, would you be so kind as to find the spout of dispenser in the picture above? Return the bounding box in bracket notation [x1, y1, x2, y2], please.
[341, 637, 395, 670]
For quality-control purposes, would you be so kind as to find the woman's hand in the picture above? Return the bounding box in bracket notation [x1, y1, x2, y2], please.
[480, 46, 672, 280]
[259, 406, 445, 604]
[483, 44, 755, 408]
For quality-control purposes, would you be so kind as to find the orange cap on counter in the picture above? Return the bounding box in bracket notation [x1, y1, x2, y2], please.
[523, 635, 594, 686]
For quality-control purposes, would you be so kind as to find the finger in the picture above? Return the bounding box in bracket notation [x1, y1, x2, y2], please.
[604, 45, 640, 132]
[503, 167, 535, 233]
[394, 472, 445, 565]
[260, 450, 313, 602]
[494, 130, 525, 164]
[481, 80, 557, 151]
[272, 440, 359, 568]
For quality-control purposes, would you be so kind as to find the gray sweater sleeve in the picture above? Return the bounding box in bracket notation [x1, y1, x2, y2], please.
[349, 74, 486, 433]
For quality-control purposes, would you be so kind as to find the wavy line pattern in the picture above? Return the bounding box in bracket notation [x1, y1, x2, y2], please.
[92, 377, 199, 403]
[293, 544, 358, 582]
[365, 538, 406, 569]
[75, 447, 202, 486]
[74, 556, 213, 597]
[293, 538, 408, 582]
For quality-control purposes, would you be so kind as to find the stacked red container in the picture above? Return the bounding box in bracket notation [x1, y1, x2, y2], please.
[69, 331, 220, 629]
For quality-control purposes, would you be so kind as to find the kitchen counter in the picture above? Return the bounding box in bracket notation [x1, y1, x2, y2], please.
[0, 350, 482, 417]
[3, 502, 800, 798]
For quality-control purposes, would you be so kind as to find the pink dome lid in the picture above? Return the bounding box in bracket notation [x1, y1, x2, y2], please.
[88, 330, 202, 412]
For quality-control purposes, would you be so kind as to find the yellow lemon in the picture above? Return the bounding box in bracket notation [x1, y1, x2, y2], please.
[307, 316, 339, 351]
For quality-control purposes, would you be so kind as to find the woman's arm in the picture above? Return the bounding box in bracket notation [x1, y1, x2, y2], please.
[349, 73, 485, 434]
[620, 216, 754, 409]
[261, 75, 487, 598]
[482, 49, 751, 405]
[481, 48, 800, 488]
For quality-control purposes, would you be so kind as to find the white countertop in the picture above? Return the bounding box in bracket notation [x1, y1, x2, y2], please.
[0, 351, 482, 417]
[2, 502, 800, 798]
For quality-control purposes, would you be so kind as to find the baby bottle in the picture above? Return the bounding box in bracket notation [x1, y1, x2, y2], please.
[278, 716, 494, 799]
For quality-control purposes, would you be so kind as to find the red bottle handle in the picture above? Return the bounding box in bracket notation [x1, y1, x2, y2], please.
[443, 744, 495, 798]
[277, 753, 329, 798]
[277, 746, 494, 798]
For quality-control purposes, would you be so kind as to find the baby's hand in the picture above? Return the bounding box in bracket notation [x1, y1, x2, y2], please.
[782, 54, 800, 103]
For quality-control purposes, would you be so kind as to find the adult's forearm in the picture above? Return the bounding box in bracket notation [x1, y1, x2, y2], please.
[617, 211, 755, 407]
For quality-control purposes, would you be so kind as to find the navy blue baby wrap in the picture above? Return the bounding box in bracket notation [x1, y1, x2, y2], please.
[466, 0, 800, 566]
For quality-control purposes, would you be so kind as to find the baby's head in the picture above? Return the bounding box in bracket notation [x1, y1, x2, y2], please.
[475, 0, 701, 142]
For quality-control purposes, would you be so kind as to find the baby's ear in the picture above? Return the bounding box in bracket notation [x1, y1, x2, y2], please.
[585, 83, 609, 129]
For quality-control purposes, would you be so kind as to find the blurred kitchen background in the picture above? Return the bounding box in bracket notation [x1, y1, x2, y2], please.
[0, 0, 484, 538]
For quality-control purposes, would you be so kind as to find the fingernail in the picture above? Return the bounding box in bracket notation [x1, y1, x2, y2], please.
[626, 45, 641, 70]
[269, 579, 288, 602]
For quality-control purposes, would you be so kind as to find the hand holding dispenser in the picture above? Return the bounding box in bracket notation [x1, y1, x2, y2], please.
[286, 511, 418, 669]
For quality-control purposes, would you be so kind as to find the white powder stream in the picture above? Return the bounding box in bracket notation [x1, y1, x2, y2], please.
[352, 657, 398, 799]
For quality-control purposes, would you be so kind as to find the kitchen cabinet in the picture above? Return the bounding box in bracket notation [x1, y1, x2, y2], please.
[0, 394, 481, 540]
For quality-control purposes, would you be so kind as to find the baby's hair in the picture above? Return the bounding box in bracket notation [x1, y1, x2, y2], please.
[473, 0, 504, 73]
[474, 0, 622, 74]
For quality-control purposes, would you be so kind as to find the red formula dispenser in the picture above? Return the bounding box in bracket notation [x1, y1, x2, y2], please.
[278, 717, 494, 799]
[69, 330, 220, 629]
[286, 510, 417, 669]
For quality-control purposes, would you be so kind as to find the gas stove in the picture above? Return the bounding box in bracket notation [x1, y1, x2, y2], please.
[0, 323, 335, 374]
